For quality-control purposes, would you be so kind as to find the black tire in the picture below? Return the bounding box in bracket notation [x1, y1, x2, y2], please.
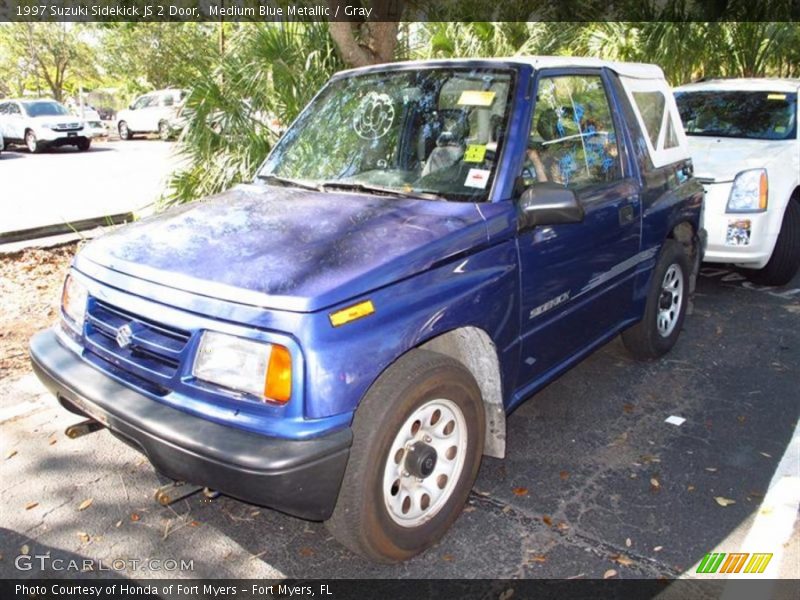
[118, 121, 133, 140]
[25, 129, 42, 153]
[748, 200, 800, 287]
[76, 138, 91, 152]
[158, 120, 170, 141]
[326, 349, 485, 563]
[622, 239, 691, 360]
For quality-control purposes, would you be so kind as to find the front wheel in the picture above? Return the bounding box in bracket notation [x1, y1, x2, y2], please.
[25, 130, 42, 153]
[622, 239, 690, 360]
[118, 121, 133, 140]
[76, 138, 91, 152]
[748, 201, 800, 287]
[326, 349, 485, 563]
[158, 120, 170, 141]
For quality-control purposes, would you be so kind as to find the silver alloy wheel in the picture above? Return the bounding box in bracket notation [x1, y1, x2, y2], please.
[657, 263, 684, 337]
[382, 398, 468, 527]
[119, 122, 129, 139]
[25, 131, 36, 152]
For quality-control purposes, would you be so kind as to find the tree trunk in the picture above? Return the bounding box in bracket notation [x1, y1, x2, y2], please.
[327, 1, 404, 68]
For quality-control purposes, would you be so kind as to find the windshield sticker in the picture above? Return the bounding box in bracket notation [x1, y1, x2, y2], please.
[464, 144, 487, 163]
[767, 94, 787, 101]
[353, 92, 395, 140]
[457, 90, 496, 107]
[465, 168, 491, 189]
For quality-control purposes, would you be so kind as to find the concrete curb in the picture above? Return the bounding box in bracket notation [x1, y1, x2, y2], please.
[0, 212, 134, 245]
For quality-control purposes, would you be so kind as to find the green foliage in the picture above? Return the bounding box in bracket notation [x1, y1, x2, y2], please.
[161, 22, 343, 208]
[0, 23, 99, 101]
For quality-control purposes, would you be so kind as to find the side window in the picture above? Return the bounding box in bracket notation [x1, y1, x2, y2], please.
[632, 90, 680, 150]
[523, 74, 621, 189]
[162, 94, 174, 107]
[10, 103, 21, 115]
[0, 103, 7, 115]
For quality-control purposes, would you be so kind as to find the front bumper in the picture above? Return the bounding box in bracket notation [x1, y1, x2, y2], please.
[701, 181, 778, 268]
[30, 329, 351, 521]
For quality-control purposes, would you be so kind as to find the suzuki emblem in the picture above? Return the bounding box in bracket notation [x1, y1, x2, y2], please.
[116, 324, 133, 348]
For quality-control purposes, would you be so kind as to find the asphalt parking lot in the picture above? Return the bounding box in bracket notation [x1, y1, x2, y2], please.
[0, 138, 180, 236]
[1, 266, 797, 581]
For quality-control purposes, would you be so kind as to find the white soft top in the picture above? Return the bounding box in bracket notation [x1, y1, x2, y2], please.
[338, 56, 666, 80]
[675, 78, 800, 93]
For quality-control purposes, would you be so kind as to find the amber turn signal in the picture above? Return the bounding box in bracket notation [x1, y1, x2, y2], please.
[265, 345, 292, 403]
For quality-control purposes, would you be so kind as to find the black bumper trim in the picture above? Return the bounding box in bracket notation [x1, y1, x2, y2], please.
[30, 329, 351, 521]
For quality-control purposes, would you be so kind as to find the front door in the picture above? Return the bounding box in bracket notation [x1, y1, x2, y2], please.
[515, 69, 643, 396]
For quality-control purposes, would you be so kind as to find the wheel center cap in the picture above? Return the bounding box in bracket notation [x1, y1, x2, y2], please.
[659, 291, 672, 309]
[405, 441, 437, 479]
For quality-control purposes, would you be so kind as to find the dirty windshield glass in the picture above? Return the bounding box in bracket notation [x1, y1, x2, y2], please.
[675, 90, 797, 140]
[259, 67, 515, 201]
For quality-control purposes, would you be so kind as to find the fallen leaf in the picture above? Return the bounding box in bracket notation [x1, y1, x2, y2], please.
[650, 478, 660, 489]
[542, 515, 553, 527]
[189, 520, 200, 527]
[604, 569, 618, 579]
[714, 496, 736, 507]
[77, 498, 93, 511]
[737, 415, 746, 424]
[499, 589, 514, 600]
[130, 512, 141, 522]
[529, 554, 547, 563]
[622, 404, 635, 414]
[513, 487, 528, 497]
[20, 545, 29, 555]
[760, 452, 772, 458]
[463, 505, 476, 513]
[49, 439, 57, 446]
[115, 521, 122, 528]
[625, 538, 632, 548]
[705, 467, 717, 473]
[613, 554, 635, 567]
[559, 471, 569, 481]
[474, 490, 491, 497]
[5, 450, 18, 460]
[502, 506, 512, 514]
[687, 485, 695, 492]
[77, 532, 90, 543]
[653, 546, 663, 552]
[250, 510, 261, 517]
[299, 547, 314, 557]
[442, 553, 454, 562]
[557, 521, 570, 531]
[25, 501, 39, 510]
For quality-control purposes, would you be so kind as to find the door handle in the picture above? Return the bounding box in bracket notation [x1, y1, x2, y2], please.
[618, 204, 635, 225]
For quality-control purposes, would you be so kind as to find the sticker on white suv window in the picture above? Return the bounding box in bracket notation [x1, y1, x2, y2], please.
[464, 168, 491, 189]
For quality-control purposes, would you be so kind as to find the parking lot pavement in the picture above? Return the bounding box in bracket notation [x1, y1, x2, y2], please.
[0, 269, 798, 580]
[0, 139, 182, 235]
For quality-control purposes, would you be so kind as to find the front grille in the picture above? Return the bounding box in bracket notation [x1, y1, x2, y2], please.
[53, 123, 83, 131]
[84, 299, 191, 380]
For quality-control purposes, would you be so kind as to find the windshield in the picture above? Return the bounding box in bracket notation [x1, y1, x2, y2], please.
[259, 67, 515, 201]
[675, 90, 797, 140]
[23, 101, 70, 118]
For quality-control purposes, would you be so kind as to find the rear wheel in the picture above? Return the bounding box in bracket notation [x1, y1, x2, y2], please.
[25, 130, 42, 153]
[622, 239, 690, 360]
[326, 349, 485, 563]
[118, 121, 133, 140]
[748, 200, 800, 287]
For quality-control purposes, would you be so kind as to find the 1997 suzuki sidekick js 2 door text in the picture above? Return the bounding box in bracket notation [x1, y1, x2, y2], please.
[31, 57, 704, 562]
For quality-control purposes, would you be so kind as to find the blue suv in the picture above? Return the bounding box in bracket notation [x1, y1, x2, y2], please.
[31, 57, 704, 562]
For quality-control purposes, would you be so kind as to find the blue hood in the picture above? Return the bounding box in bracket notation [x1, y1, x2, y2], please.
[78, 184, 494, 312]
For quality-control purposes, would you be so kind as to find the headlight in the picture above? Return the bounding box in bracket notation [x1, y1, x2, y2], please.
[192, 331, 292, 403]
[61, 275, 88, 330]
[727, 169, 768, 213]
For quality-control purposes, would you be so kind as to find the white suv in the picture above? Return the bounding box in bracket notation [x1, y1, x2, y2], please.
[0, 99, 91, 153]
[675, 79, 800, 285]
[116, 89, 186, 141]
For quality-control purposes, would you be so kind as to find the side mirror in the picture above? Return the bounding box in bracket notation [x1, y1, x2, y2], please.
[129, 104, 135, 110]
[517, 183, 584, 231]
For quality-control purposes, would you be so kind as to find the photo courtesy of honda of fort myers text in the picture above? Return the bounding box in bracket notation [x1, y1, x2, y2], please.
[0, 0, 799, 599]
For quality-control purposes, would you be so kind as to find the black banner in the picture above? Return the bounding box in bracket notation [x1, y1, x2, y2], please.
[2, 579, 798, 600]
[1, 0, 800, 23]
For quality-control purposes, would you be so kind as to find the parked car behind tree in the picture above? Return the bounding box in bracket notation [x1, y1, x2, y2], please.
[116, 89, 187, 141]
[0, 99, 92, 153]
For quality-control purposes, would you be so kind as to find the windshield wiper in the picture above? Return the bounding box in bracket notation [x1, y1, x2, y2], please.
[320, 181, 443, 201]
[256, 174, 322, 192]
